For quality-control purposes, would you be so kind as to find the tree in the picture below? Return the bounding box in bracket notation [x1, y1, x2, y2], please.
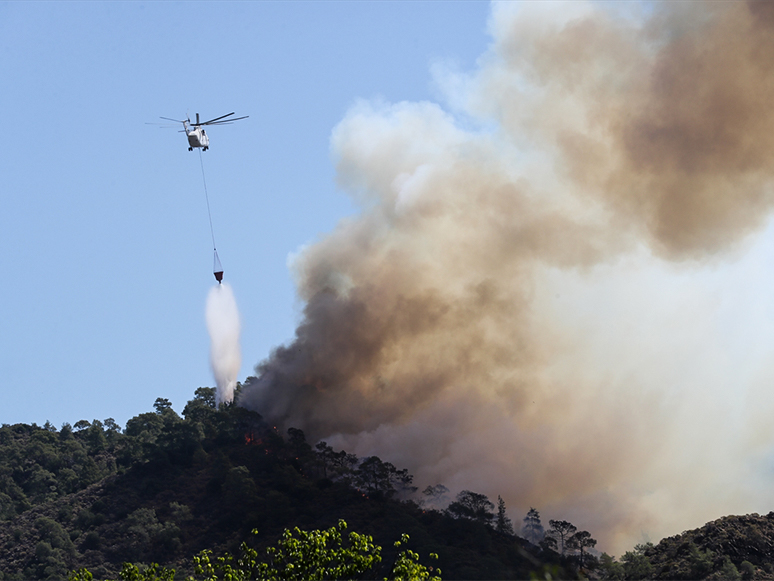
[103, 418, 122, 447]
[740, 561, 755, 581]
[495, 496, 514, 535]
[354, 456, 392, 496]
[183, 388, 218, 426]
[539, 535, 558, 553]
[390, 534, 441, 581]
[547, 520, 576, 556]
[125, 413, 164, 442]
[152, 399, 181, 429]
[153, 398, 173, 414]
[331, 450, 358, 476]
[287, 428, 312, 462]
[84, 420, 106, 453]
[314, 441, 336, 479]
[191, 520, 386, 580]
[521, 508, 545, 544]
[104, 418, 121, 432]
[687, 542, 714, 580]
[621, 544, 653, 580]
[70, 563, 176, 581]
[707, 557, 741, 581]
[422, 484, 449, 502]
[447, 490, 495, 524]
[33, 516, 75, 579]
[59, 422, 74, 440]
[353, 456, 415, 499]
[568, 530, 597, 570]
[72, 521, 442, 581]
[598, 553, 625, 580]
[193, 387, 217, 408]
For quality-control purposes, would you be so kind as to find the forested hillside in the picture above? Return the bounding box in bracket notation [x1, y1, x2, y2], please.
[5, 386, 774, 580]
[0, 386, 573, 580]
[596, 513, 774, 580]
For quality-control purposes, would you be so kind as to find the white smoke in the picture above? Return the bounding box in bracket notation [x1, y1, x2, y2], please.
[206, 282, 241, 405]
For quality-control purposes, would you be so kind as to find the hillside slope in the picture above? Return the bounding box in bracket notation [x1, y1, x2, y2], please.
[0, 388, 568, 580]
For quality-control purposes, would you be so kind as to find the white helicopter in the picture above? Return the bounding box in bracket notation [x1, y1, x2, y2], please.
[157, 112, 248, 151]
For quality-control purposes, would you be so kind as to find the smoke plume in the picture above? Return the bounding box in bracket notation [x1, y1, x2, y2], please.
[206, 283, 241, 405]
[241, 1, 774, 552]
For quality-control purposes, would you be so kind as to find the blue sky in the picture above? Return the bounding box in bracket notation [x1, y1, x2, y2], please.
[0, 1, 491, 427]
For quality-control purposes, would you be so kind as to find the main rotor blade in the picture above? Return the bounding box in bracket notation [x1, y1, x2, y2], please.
[195, 112, 236, 125]
[160, 116, 185, 123]
[202, 116, 249, 126]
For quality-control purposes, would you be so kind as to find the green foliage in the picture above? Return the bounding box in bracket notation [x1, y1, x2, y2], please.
[169, 502, 192, 524]
[621, 543, 653, 580]
[0, 491, 16, 520]
[29, 516, 77, 579]
[118, 562, 176, 581]
[70, 563, 177, 581]
[706, 556, 740, 581]
[118, 508, 182, 562]
[0, 420, 121, 520]
[69, 568, 94, 581]
[687, 542, 715, 579]
[36, 516, 75, 553]
[153, 399, 174, 415]
[389, 534, 441, 581]
[223, 466, 258, 503]
[182, 388, 217, 428]
[125, 413, 165, 446]
[598, 553, 625, 580]
[191, 521, 379, 580]
[76, 521, 441, 581]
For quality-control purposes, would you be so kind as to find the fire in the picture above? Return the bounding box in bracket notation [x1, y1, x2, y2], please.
[244, 433, 261, 445]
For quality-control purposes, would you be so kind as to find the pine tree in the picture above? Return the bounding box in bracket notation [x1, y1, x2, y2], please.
[568, 530, 597, 569]
[522, 508, 545, 544]
[495, 496, 515, 535]
[547, 520, 577, 556]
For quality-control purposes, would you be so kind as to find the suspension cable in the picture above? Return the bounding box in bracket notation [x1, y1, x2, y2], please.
[198, 149, 217, 251]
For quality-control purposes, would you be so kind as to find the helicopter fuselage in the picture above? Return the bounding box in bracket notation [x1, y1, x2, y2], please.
[155, 112, 246, 151]
[184, 122, 209, 151]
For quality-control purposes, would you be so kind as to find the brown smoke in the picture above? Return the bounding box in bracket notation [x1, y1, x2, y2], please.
[486, 1, 774, 257]
[241, 2, 774, 552]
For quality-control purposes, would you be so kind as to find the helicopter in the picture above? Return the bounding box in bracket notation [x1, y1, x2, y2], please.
[157, 112, 248, 151]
